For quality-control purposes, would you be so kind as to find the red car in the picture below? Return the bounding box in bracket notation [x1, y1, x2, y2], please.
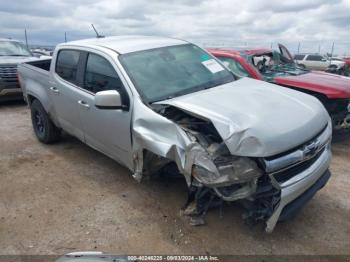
[208, 44, 350, 130]
[343, 58, 350, 75]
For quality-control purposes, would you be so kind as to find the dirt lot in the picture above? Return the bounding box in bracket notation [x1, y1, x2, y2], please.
[0, 101, 349, 255]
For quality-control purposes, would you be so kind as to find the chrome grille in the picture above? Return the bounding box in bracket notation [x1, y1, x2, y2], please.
[262, 123, 331, 185]
[0, 65, 17, 82]
[271, 147, 325, 184]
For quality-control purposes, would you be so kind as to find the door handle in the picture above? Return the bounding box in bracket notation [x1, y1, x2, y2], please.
[78, 100, 90, 109]
[50, 87, 60, 94]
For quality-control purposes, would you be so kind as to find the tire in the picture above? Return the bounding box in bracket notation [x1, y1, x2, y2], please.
[298, 64, 306, 69]
[30, 99, 61, 143]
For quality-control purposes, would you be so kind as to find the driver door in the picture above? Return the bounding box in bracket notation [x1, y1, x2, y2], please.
[77, 51, 133, 168]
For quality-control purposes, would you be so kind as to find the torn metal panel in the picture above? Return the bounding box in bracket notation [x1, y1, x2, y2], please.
[157, 77, 329, 157]
[128, 75, 332, 233]
[131, 101, 193, 183]
[128, 77, 332, 232]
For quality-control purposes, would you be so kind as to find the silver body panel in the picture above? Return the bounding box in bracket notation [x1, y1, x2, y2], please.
[157, 77, 329, 157]
[18, 36, 332, 232]
[266, 143, 331, 232]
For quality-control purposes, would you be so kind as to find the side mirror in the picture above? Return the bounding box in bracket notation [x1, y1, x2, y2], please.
[321, 58, 327, 62]
[95, 90, 123, 109]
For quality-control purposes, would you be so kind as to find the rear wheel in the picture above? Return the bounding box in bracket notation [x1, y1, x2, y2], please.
[30, 99, 61, 143]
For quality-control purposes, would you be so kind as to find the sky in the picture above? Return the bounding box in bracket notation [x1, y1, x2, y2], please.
[0, 0, 349, 55]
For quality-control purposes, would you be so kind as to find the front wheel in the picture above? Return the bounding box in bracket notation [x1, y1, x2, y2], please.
[30, 99, 61, 143]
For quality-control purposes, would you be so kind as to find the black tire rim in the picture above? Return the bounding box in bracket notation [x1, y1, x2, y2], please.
[34, 110, 45, 135]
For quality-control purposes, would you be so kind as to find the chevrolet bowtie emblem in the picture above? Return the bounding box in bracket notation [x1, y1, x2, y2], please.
[303, 140, 320, 158]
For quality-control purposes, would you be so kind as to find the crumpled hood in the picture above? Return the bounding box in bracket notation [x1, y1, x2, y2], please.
[275, 71, 350, 99]
[0, 56, 38, 65]
[158, 77, 329, 157]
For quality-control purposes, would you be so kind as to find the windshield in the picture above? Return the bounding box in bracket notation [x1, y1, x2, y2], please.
[0, 41, 32, 56]
[251, 51, 309, 78]
[119, 44, 235, 103]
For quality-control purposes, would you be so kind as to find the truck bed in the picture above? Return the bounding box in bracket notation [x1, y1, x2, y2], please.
[18, 59, 52, 105]
[24, 59, 51, 72]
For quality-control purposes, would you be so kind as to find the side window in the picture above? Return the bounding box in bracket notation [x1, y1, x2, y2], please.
[217, 56, 251, 78]
[294, 54, 305, 60]
[55, 50, 80, 85]
[306, 55, 323, 61]
[84, 53, 124, 94]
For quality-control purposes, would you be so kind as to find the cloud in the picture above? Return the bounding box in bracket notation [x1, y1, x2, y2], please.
[0, 0, 349, 54]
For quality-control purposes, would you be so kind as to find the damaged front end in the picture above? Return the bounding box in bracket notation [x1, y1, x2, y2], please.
[131, 99, 331, 232]
[134, 104, 268, 226]
[159, 105, 265, 225]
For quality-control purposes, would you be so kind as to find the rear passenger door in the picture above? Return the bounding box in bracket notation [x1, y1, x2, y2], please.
[51, 49, 85, 140]
[77, 51, 133, 168]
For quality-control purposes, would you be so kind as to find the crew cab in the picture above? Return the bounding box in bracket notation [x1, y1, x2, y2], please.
[0, 38, 37, 101]
[18, 36, 332, 232]
[208, 45, 350, 129]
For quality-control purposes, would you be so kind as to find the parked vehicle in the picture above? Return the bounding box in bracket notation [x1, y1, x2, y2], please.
[18, 36, 332, 232]
[209, 45, 350, 129]
[31, 49, 52, 59]
[294, 53, 346, 74]
[336, 57, 350, 76]
[0, 38, 37, 101]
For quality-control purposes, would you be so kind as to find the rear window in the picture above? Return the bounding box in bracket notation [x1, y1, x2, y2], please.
[294, 54, 305, 60]
[55, 50, 80, 85]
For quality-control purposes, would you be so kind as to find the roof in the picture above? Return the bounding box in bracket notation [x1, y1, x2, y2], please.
[0, 38, 21, 42]
[60, 35, 188, 54]
[207, 47, 272, 56]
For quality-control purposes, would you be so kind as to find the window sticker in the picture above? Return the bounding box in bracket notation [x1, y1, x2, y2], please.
[202, 59, 224, 74]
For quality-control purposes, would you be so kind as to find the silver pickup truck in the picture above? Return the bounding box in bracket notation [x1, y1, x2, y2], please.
[18, 36, 332, 232]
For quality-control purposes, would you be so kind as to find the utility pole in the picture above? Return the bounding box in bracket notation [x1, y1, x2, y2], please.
[330, 42, 335, 62]
[24, 29, 28, 49]
[64, 32, 67, 43]
[297, 42, 300, 54]
[318, 45, 321, 53]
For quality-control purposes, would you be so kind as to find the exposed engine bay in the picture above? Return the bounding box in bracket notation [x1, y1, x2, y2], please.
[149, 104, 278, 226]
[252, 51, 308, 78]
[128, 78, 331, 232]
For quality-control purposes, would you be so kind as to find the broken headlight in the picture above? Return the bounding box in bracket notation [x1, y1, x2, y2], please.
[192, 155, 263, 187]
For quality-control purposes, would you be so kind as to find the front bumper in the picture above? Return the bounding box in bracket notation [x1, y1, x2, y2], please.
[265, 144, 331, 232]
[0, 81, 22, 101]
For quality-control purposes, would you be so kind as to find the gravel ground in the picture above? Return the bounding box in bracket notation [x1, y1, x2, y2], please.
[0, 101, 349, 255]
